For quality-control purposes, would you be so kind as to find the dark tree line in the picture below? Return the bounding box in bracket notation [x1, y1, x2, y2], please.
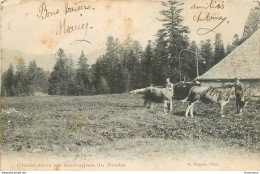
[1, 49, 94, 96]
[1, 59, 49, 96]
[1, 0, 252, 96]
[48, 49, 94, 95]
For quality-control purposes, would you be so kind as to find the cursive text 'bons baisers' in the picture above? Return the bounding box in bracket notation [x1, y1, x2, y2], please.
[36, 1, 94, 44]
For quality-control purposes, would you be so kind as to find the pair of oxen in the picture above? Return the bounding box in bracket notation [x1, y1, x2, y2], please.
[130, 82, 252, 117]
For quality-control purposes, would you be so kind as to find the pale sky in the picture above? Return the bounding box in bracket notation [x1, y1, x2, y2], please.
[1, 0, 257, 68]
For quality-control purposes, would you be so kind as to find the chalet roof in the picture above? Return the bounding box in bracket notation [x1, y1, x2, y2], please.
[198, 29, 260, 80]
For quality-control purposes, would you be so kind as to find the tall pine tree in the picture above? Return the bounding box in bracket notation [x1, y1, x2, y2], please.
[141, 40, 153, 87]
[157, 0, 189, 82]
[76, 51, 90, 95]
[213, 33, 225, 65]
[48, 48, 76, 95]
[15, 58, 28, 96]
[200, 39, 213, 71]
[2, 64, 16, 96]
[153, 29, 169, 85]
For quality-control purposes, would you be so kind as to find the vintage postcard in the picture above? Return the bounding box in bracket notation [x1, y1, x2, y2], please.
[0, 0, 260, 171]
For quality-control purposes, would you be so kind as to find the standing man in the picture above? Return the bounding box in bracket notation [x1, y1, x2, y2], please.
[234, 77, 245, 115]
[165, 78, 173, 113]
[165, 78, 174, 92]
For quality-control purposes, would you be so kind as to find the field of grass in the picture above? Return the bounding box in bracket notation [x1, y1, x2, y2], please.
[1, 94, 260, 170]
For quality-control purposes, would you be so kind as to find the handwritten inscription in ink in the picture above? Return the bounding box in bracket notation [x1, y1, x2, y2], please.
[191, 0, 228, 35]
[36, 1, 95, 44]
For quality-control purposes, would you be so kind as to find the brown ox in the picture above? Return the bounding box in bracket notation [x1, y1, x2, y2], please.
[143, 87, 173, 114]
[183, 86, 252, 117]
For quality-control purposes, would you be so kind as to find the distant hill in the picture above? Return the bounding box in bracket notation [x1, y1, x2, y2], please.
[1, 47, 106, 72]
